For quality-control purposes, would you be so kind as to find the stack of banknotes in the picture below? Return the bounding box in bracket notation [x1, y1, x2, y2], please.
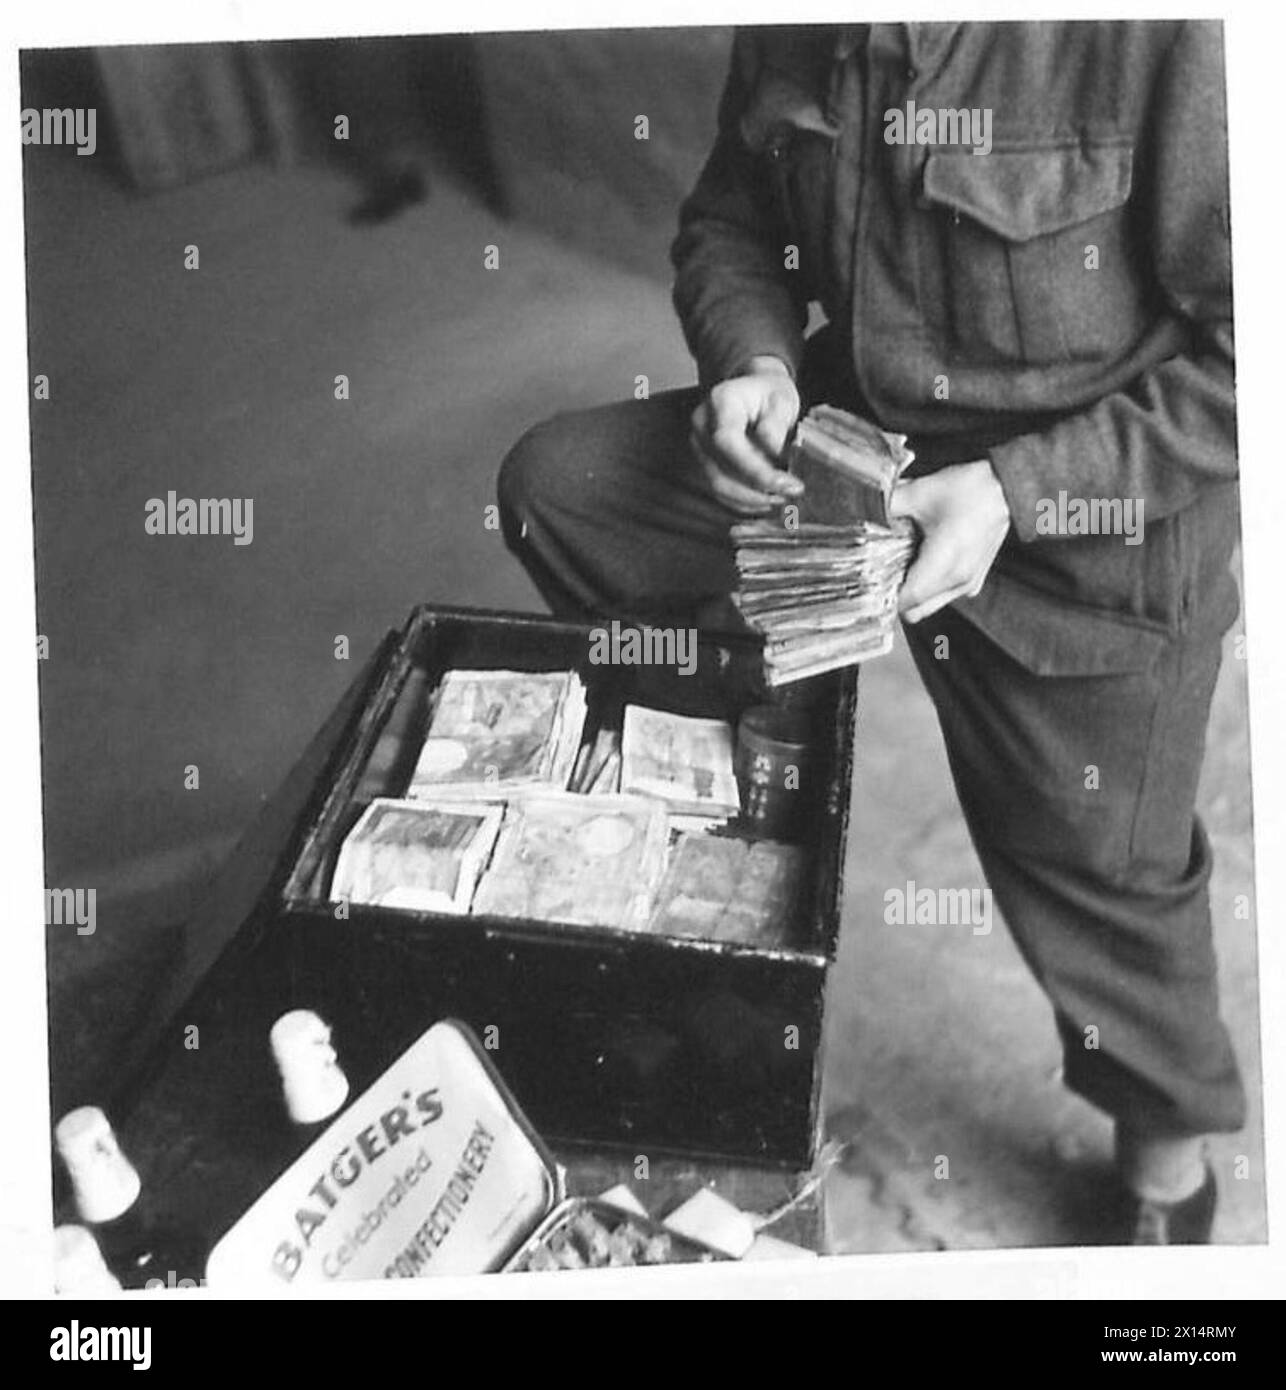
[619, 705, 740, 832]
[332, 797, 502, 914]
[731, 405, 919, 686]
[330, 670, 795, 942]
[407, 669, 586, 800]
[471, 791, 670, 931]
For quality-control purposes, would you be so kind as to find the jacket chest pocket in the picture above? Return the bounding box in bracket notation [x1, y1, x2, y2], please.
[918, 141, 1147, 365]
[738, 72, 837, 306]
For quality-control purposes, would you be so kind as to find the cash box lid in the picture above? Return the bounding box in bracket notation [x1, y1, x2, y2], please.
[205, 1020, 561, 1286]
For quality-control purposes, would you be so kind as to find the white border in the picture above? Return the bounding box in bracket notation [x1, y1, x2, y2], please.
[2, 0, 1281, 1301]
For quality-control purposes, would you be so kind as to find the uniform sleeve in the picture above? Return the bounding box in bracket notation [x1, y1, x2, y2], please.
[987, 21, 1236, 541]
[670, 32, 810, 386]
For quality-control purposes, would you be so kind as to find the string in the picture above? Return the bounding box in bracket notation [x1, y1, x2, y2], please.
[750, 1136, 849, 1232]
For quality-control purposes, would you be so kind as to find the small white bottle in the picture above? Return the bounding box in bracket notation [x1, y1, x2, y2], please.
[54, 1106, 203, 1287]
[55, 1106, 141, 1225]
[53, 1224, 122, 1294]
[270, 1009, 349, 1124]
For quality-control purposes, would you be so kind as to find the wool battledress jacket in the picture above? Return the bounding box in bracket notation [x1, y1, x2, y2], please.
[671, 21, 1239, 675]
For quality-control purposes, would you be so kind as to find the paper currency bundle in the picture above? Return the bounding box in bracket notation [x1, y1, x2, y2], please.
[407, 669, 587, 800]
[732, 406, 919, 686]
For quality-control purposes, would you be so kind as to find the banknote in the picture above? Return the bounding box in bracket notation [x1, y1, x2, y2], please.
[732, 405, 919, 686]
[472, 791, 670, 931]
[619, 706, 741, 819]
[407, 668, 587, 799]
[331, 797, 503, 914]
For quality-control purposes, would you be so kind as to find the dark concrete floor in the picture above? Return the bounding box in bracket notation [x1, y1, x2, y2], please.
[31, 151, 1265, 1251]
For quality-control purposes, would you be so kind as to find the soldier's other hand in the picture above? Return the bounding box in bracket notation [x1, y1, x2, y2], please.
[689, 357, 804, 516]
[890, 460, 1011, 623]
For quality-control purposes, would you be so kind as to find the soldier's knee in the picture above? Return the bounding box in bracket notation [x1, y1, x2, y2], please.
[496, 415, 577, 536]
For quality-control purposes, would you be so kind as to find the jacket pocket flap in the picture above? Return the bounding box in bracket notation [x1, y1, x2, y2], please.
[922, 143, 1133, 241]
[738, 72, 839, 153]
[953, 571, 1168, 677]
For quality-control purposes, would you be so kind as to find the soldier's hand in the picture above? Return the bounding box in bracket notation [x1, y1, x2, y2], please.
[890, 460, 1011, 624]
[689, 357, 804, 516]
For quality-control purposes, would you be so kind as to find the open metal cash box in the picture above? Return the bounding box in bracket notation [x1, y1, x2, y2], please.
[272, 605, 857, 1169]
